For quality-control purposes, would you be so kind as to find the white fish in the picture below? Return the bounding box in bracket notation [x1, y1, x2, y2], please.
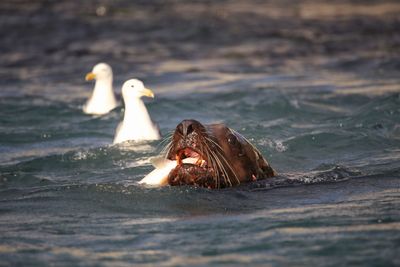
[139, 157, 197, 186]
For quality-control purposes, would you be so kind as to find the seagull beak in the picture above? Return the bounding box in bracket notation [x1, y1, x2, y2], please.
[142, 88, 155, 98]
[85, 72, 96, 81]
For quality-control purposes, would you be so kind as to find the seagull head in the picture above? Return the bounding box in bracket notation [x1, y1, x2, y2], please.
[85, 62, 112, 81]
[121, 79, 155, 100]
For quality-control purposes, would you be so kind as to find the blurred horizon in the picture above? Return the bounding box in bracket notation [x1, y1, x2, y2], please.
[0, 0, 399, 99]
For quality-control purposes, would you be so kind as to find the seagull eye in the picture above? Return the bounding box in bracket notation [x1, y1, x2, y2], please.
[131, 85, 134, 88]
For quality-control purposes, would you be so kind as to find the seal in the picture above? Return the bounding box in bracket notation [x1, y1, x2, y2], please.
[162, 119, 275, 189]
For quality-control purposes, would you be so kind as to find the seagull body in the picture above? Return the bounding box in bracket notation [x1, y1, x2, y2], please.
[83, 63, 118, 115]
[113, 79, 161, 144]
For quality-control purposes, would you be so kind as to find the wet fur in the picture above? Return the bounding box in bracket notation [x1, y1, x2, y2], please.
[163, 120, 275, 189]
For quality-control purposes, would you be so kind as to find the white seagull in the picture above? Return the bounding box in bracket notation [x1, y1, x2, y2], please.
[113, 79, 161, 144]
[83, 63, 118, 115]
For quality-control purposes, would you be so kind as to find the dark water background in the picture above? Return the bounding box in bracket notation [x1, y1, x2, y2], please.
[1, 0, 400, 266]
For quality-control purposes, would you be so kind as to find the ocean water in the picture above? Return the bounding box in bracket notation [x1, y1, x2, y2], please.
[1, 1, 400, 266]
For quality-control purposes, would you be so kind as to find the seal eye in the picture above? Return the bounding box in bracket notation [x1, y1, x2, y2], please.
[131, 85, 134, 88]
[227, 134, 237, 145]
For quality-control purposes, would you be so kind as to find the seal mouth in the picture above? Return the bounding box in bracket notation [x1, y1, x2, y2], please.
[175, 147, 207, 168]
[168, 147, 216, 187]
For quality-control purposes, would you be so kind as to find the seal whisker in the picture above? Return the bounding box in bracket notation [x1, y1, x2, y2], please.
[212, 151, 231, 187]
[201, 139, 221, 188]
[209, 147, 225, 188]
[158, 139, 171, 153]
[157, 132, 173, 150]
[205, 137, 224, 152]
[200, 138, 221, 188]
[159, 138, 171, 151]
[213, 148, 237, 186]
[204, 137, 235, 187]
[206, 147, 224, 188]
[160, 141, 173, 157]
[205, 137, 240, 186]
[203, 138, 219, 184]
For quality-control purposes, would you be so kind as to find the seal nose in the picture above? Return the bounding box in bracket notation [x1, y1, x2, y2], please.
[177, 120, 197, 136]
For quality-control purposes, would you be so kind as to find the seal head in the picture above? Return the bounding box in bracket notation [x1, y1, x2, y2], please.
[165, 119, 275, 188]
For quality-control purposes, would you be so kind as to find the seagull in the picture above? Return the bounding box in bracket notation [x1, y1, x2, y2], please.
[113, 79, 161, 144]
[83, 63, 118, 115]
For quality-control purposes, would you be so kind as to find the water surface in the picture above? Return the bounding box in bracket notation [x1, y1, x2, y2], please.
[0, 1, 399, 266]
